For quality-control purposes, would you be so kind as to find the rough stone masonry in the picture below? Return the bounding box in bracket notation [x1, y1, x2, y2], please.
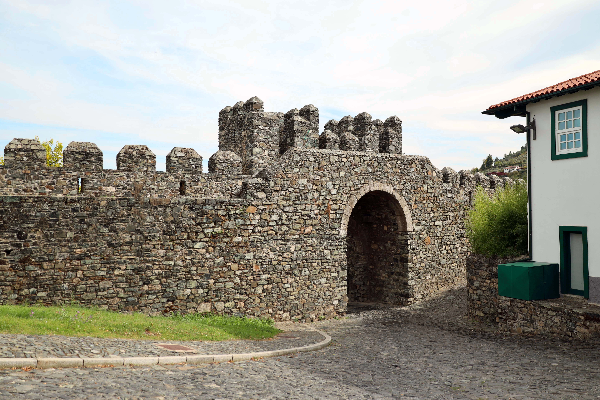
[0, 97, 509, 321]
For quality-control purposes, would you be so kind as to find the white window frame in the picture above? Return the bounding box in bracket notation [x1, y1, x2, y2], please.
[555, 105, 583, 155]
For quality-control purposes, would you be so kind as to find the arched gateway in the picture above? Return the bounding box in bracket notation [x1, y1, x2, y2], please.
[341, 184, 413, 305]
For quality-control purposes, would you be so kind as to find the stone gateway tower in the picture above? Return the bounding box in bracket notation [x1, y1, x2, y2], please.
[0, 97, 509, 321]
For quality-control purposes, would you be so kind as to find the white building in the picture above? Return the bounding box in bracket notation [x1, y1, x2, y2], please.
[503, 166, 520, 174]
[484, 70, 600, 304]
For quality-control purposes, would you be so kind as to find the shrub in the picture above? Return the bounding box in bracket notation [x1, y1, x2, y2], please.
[466, 181, 528, 257]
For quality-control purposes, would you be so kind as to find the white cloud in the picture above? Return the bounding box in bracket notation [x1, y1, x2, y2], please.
[0, 0, 599, 171]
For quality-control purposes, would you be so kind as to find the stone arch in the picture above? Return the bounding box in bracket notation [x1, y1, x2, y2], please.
[340, 183, 413, 237]
[342, 183, 413, 304]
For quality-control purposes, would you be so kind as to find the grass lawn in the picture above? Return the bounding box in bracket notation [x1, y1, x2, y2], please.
[0, 304, 280, 341]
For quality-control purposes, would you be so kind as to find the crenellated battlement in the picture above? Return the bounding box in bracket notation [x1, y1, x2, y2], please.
[214, 97, 405, 175]
[1, 138, 237, 199]
[3, 138, 47, 168]
[63, 142, 103, 172]
[116, 145, 156, 172]
[319, 113, 402, 154]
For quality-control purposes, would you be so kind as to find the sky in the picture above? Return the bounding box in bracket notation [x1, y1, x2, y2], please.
[1, 0, 599, 172]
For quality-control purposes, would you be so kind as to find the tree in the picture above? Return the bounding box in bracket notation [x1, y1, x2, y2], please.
[35, 136, 63, 167]
[485, 154, 493, 169]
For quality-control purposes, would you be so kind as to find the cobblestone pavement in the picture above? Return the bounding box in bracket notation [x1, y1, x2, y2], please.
[1, 287, 600, 399]
[0, 330, 323, 359]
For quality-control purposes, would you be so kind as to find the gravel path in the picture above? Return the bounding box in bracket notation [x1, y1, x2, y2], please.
[1, 285, 599, 399]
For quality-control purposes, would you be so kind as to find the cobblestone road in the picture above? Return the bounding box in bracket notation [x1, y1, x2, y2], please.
[1, 288, 599, 399]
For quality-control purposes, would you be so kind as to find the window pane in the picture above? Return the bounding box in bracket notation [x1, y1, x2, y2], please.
[574, 118, 580, 128]
[575, 132, 581, 140]
[568, 133, 573, 141]
[559, 122, 565, 130]
[560, 134, 566, 142]
[568, 142, 573, 149]
[567, 120, 572, 129]
[574, 109, 580, 118]
[567, 111, 572, 120]
[575, 141, 581, 148]
[560, 143, 566, 150]
[558, 113, 565, 121]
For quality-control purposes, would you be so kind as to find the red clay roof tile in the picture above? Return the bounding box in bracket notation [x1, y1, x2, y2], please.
[486, 69, 600, 111]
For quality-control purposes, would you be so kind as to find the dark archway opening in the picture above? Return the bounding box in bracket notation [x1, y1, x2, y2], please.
[346, 190, 409, 305]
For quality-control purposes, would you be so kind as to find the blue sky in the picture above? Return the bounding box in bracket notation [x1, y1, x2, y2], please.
[1, 0, 599, 171]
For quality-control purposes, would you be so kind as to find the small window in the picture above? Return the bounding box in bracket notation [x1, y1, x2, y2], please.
[179, 180, 186, 195]
[551, 100, 587, 160]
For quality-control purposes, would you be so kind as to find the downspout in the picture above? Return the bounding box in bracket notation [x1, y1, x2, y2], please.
[526, 111, 533, 260]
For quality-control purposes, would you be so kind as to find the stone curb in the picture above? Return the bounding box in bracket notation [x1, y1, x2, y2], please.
[0, 329, 331, 370]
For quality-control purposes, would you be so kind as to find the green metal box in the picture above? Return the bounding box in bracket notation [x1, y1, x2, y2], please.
[497, 262, 559, 300]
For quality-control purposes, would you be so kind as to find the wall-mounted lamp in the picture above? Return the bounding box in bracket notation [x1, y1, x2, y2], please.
[510, 119, 536, 139]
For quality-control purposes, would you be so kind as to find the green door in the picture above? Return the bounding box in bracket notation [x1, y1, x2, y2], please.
[559, 226, 589, 298]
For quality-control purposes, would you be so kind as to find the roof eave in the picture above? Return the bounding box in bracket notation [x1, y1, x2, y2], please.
[482, 80, 600, 119]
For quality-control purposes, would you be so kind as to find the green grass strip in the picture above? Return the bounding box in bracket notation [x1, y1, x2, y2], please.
[0, 304, 280, 341]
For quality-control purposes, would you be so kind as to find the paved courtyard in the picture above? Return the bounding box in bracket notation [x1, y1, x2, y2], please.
[1, 287, 599, 399]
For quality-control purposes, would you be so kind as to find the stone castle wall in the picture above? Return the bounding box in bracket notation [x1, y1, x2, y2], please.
[0, 97, 510, 321]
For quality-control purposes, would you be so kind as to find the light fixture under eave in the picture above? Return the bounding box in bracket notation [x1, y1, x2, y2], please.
[510, 119, 536, 137]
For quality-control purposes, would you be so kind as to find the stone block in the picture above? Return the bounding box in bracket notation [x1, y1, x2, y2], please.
[380, 116, 402, 154]
[231, 353, 254, 362]
[337, 116, 354, 134]
[166, 147, 202, 174]
[212, 354, 233, 363]
[37, 357, 84, 369]
[0, 358, 37, 369]
[63, 142, 103, 171]
[123, 357, 159, 366]
[83, 357, 124, 367]
[459, 170, 475, 188]
[319, 130, 339, 150]
[4, 138, 47, 169]
[354, 112, 379, 151]
[324, 119, 338, 134]
[474, 172, 490, 189]
[339, 132, 359, 151]
[441, 167, 459, 186]
[116, 145, 156, 172]
[488, 174, 504, 190]
[158, 356, 187, 365]
[186, 355, 214, 365]
[280, 107, 319, 154]
[208, 150, 242, 175]
[244, 96, 264, 112]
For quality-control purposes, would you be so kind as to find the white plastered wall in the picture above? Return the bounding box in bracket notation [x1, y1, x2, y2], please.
[527, 86, 600, 278]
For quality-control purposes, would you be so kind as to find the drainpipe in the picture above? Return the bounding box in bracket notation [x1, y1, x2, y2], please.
[526, 111, 532, 260]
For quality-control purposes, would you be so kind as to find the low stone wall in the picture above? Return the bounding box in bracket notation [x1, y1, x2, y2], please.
[467, 253, 600, 339]
[466, 253, 525, 323]
[498, 296, 600, 339]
